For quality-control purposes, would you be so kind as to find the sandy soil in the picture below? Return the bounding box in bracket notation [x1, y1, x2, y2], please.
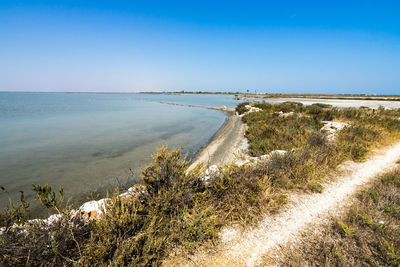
[188, 112, 247, 171]
[166, 142, 400, 267]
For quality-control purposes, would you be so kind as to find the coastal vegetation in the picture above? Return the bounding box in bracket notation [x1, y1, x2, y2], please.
[1, 102, 400, 265]
[238, 101, 400, 160]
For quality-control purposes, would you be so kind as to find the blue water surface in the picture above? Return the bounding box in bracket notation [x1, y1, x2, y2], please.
[0, 92, 240, 212]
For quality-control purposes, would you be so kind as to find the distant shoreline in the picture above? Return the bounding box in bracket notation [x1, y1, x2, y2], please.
[2, 91, 400, 99]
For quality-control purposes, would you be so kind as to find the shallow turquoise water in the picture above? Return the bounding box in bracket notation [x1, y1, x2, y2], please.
[0, 92, 240, 210]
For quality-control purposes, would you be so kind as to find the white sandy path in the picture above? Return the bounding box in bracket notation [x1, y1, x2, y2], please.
[178, 142, 400, 267]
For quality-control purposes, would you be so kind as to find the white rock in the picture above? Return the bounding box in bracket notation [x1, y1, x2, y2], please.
[233, 150, 287, 167]
[280, 111, 294, 117]
[208, 165, 220, 173]
[203, 165, 220, 186]
[241, 105, 262, 116]
[321, 121, 351, 141]
[44, 214, 62, 225]
[73, 198, 110, 219]
[269, 150, 287, 157]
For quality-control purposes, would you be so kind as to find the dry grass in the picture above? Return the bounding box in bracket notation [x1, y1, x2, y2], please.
[274, 166, 400, 266]
[240, 102, 400, 160]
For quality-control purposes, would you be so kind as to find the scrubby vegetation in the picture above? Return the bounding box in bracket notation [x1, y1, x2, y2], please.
[240, 102, 400, 162]
[235, 101, 250, 115]
[1, 102, 400, 265]
[276, 166, 400, 266]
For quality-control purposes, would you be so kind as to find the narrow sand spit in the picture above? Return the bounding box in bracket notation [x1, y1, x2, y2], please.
[166, 142, 400, 267]
[158, 101, 247, 171]
[188, 113, 246, 171]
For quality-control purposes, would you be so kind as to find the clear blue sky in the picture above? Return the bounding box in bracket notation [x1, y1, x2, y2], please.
[0, 1, 399, 94]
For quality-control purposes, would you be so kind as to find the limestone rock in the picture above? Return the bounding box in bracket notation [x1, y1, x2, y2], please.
[203, 165, 220, 186]
[321, 121, 350, 141]
[275, 111, 294, 117]
[73, 198, 111, 220]
[233, 150, 287, 167]
[241, 105, 262, 116]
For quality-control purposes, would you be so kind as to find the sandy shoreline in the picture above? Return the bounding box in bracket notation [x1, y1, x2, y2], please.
[188, 111, 247, 171]
[158, 100, 248, 170]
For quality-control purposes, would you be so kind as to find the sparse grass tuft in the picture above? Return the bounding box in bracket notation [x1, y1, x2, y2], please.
[332, 247, 344, 261]
[309, 183, 324, 193]
[337, 221, 356, 237]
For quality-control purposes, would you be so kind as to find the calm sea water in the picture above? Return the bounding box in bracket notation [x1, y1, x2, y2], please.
[0, 92, 240, 212]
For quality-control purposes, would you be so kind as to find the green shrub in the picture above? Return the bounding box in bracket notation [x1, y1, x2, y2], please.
[336, 221, 356, 236]
[0, 187, 29, 227]
[235, 102, 250, 115]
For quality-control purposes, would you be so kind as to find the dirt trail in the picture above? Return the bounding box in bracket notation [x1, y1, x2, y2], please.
[167, 142, 400, 267]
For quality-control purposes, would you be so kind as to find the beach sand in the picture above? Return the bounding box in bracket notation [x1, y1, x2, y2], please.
[188, 111, 246, 171]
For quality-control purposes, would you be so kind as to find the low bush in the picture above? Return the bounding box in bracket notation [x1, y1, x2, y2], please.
[235, 101, 250, 115]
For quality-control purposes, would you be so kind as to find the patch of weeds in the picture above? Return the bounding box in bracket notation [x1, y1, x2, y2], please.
[363, 190, 380, 201]
[383, 238, 400, 265]
[356, 213, 386, 233]
[309, 182, 324, 193]
[381, 173, 400, 187]
[332, 247, 344, 261]
[383, 206, 400, 217]
[336, 221, 356, 237]
[267, 194, 288, 214]
[0, 187, 30, 227]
